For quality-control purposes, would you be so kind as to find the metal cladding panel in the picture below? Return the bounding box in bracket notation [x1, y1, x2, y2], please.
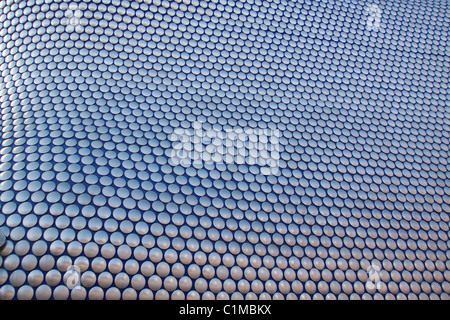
[0, 0, 449, 300]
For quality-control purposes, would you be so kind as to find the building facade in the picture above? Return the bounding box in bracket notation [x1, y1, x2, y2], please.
[0, 0, 449, 300]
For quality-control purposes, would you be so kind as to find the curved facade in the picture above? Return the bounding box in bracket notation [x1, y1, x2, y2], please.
[0, 0, 449, 300]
